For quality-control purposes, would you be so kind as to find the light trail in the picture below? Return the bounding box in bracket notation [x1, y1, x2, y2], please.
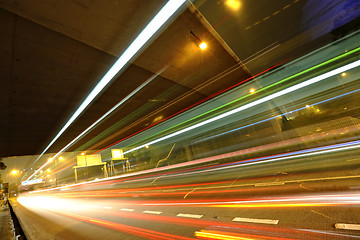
[140, 192, 360, 207]
[123, 59, 360, 155]
[92, 65, 279, 155]
[25, 137, 360, 196]
[107, 139, 360, 186]
[27, 39, 356, 182]
[25, 0, 187, 181]
[24, 66, 168, 182]
[18, 194, 359, 239]
[37, 171, 360, 201]
[195, 229, 289, 240]
[194, 87, 360, 144]
[193, 140, 360, 174]
[40, 186, 282, 199]
[51, 66, 168, 159]
[57, 212, 196, 240]
[120, 46, 360, 151]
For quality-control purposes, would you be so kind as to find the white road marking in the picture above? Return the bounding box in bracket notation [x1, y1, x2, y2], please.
[232, 217, 279, 225]
[346, 159, 359, 162]
[104, 206, 112, 209]
[120, 208, 134, 212]
[255, 182, 284, 186]
[335, 223, 360, 231]
[143, 210, 162, 215]
[177, 213, 203, 219]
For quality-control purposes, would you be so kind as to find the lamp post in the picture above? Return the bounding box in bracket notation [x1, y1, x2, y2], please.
[7, 170, 20, 198]
[56, 156, 64, 186]
[81, 152, 88, 180]
[47, 158, 54, 187]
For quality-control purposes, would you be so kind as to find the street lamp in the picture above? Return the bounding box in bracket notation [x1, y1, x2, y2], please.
[199, 42, 207, 50]
[55, 156, 64, 186]
[7, 170, 20, 198]
[225, 0, 241, 11]
[190, 31, 207, 50]
[81, 152, 88, 179]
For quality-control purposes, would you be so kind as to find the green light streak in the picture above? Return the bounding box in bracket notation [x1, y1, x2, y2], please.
[124, 46, 360, 149]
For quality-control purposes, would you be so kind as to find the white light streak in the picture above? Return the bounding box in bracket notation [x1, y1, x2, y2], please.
[51, 66, 168, 160]
[124, 59, 360, 154]
[26, 0, 187, 181]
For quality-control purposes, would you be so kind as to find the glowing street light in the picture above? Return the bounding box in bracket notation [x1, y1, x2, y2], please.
[250, 88, 256, 94]
[190, 31, 207, 50]
[199, 42, 207, 50]
[11, 170, 19, 175]
[226, 0, 241, 11]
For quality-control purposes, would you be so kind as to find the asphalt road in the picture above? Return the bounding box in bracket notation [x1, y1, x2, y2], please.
[13, 147, 360, 240]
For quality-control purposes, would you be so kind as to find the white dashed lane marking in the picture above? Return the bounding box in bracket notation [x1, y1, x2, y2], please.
[335, 223, 360, 231]
[118, 208, 281, 225]
[120, 208, 135, 212]
[177, 213, 203, 219]
[143, 210, 162, 215]
[255, 182, 284, 187]
[232, 217, 279, 225]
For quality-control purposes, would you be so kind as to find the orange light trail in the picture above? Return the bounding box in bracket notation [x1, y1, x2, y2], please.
[195, 229, 296, 240]
[42, 210, 196, 240]
[92, 66, 277, 154]
[43, 185, 296, 199]
[208, 203, 336, 208]
[18, 193, 351, 239]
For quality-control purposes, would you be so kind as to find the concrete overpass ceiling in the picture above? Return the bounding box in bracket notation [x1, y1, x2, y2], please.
[1, 0, 168, 57]
[0, 0, 251, 157]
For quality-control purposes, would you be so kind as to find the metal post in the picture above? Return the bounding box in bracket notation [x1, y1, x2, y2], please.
[103, 163, 108, 178]
[85, 153, 88, 180]
[55, 158, 57, 187]
[74, 168, 78, 182]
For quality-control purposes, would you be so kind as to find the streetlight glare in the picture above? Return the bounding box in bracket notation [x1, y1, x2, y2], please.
[11, 170, 19, 175]
[226, 0, 241, 11]
[199, 42, 207, 50]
